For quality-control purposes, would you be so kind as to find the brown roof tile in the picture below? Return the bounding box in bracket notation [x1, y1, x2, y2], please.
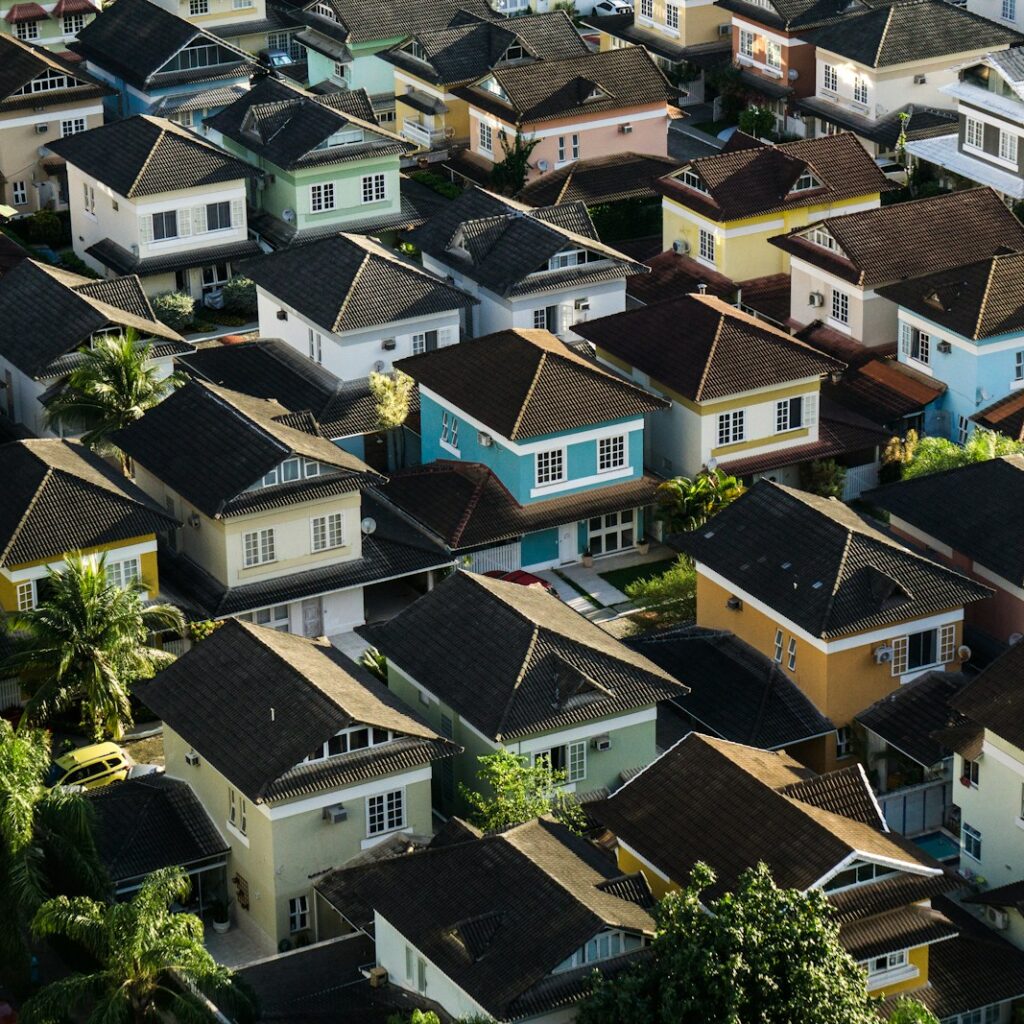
[518, 152, 682, 208]
[949, 638, 1024, 750]
[973, 389, 1024, 439]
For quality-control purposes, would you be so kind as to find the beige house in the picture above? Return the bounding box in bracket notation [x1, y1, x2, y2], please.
[145, 0, 293, 58]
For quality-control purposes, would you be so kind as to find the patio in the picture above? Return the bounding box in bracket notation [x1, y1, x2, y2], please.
[204, 923, 273, 968]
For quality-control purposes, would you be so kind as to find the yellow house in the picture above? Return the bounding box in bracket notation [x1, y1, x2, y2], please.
[657, 131, 894, 281]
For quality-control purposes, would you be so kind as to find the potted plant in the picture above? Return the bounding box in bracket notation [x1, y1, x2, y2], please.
[582, 548, 593, 568]
[210, 897, 231, 934]
[636, 535, 650, 555]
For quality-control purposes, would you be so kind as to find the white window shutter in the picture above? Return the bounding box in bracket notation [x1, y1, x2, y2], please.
[138, 215, 152, 244]
[899, 321, 911, 355]
[438, 326, 453, 347]
[939, 624, 956, 664]
[178, 207, 192, 237]
[804, 391, 818, 427]
[192, 205, 207, 233]
[559, 303, 571, 335]
[230, 197, 244, 229]
[891, 636, 908, 676]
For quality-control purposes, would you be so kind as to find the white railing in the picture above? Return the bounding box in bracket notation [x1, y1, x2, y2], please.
[842, 461, 880, 501]
[162, 637, 192, 657]
[401, 120, 446, 150]
[466, 543, 521, 574]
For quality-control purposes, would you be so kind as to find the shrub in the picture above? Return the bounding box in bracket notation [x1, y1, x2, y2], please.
[624, 556, 697, 631]
[151, 291, 195, 332]
[738, 105, 776, 139]
[408, 170, 461, 200]
[26, 209, 63, 248]
[799, 458, 847, 498]
[220, 274, 257, 316]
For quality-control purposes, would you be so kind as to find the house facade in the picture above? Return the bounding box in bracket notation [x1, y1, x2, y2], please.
[145, 0, 290, 57]
[0, 0, 98, 48]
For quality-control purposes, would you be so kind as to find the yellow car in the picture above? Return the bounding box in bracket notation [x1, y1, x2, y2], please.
[46, 742, 130, 790]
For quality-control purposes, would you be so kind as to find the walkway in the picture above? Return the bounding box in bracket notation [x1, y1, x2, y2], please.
[204, 925, 273, 967]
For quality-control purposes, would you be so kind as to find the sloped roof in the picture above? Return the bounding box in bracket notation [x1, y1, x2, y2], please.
[137, 618, 457, 803]
[361, 570, 685, 742]
[715, 0, 896, 32]
[949, 636, 1024, 749]
[973, 390, 1024, 440]
[280, 0, 499, 44]
[824, 357, 945, 427]
[0, 34, 111, 106]
[672, 480, 992, 639]
[517, 152, 682, 208]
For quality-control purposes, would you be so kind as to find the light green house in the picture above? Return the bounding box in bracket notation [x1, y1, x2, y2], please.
[138, 618, 458, 954]
[361, 571, 686, 816]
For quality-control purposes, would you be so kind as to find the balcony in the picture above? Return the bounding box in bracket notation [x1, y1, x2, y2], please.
[401, 120, 448, 151]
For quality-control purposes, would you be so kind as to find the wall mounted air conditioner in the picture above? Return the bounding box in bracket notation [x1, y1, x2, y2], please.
[937, 339, 951, 353]
[323, 804, 348, 823]
[874, 646, 894, 664]
[987, 906, 1010, 930]
[276, 309, 288, 321]
[913, 74, 926, 84]
[718, 22, 731, 35]
[35, 124, 48, 135]
[478, 431, 493, 447]
[592, 734, 612, 752]
[673, 238, 690, 254]
[809, 291, 825, 307]
[619, 123, 633, 134]
[185, 751, 200, 766]
[381, 337, 397, 350]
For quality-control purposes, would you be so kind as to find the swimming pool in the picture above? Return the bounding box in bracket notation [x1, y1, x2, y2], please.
[913, 830, 961, 862]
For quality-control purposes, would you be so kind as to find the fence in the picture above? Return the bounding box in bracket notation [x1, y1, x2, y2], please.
[465, 543, 521, 574]
[842, 461, 880, 502]
[880, 778, 951, 835]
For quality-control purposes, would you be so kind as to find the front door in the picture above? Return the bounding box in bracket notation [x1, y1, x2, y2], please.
[558, 524, 577, 565]
[302, 597, 324, 638]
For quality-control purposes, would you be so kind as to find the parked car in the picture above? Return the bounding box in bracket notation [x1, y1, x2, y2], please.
[483, 569, 561, 599]
[258, 48, 294, 68]
[593, 0, 633, 14]
[46, 742, 130, 791]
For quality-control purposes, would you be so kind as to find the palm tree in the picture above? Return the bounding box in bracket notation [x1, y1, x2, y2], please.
[0, 720, 108, 991]
[368, 368, 414, 470]
[655, 469, 745, 533]
[3, 554, 186, 740]
[21, 867, 256, 1024]
[45, 330, 186, 472]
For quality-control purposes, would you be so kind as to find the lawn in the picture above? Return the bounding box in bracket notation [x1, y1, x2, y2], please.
[598, 558, 677, 595]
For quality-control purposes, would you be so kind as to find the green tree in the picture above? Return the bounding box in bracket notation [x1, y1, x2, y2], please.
[460, 748, 584, 833]
[799, 458, 847, 498]
[360, 645, 388, 682]
[45, 330, 186, 472]
[654, 469, 744, 533]
[21, 866, 255, 1024]
[0, 720, 108, 991]
[368, 369, 415, 470]
[738, 105, 776, 138]
[887, 999, 940, 1024]
[3, 554, 186, 739]
[578, 862, 880, 1024]
[623, 556, 696, 631]
[902, 426, 1024, 479]
[490, 128, 540, 195]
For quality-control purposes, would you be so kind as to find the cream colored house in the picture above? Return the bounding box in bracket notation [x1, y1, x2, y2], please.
[145, 0, 291, 57]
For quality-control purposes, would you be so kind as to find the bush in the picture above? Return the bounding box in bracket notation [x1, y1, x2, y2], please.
[151, 291, 195, 333]
[220, 275, 257, 317]
[26, 209, 63, 248]
[799, 458, 847, 498]
[624, 556, 697, 631]
[738, 105, 776, 139]
[57, 252, 101, 278]
[408, 170, 461, 200]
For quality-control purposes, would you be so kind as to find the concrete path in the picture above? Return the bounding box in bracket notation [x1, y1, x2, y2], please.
[185, 321, 259, 344]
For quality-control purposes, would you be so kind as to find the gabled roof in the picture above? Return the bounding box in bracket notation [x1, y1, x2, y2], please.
[824, 357, 946, 427]
[0, 260, 187, 380]
[973, 390, 1024, 440]
[810, 0, 1021, 67]
[243, 233, 473, 334]
[0, 34, 111, 108]
[315, 816, 656, 1020]
[657, 132, 893, 222]
[395, 328, 666, 441]
[769, 188, 1024, 289]
[48, 115, 255, 199]
[984, 47, 1024, 102]
[114, 380, 376, 518]
[714, 0, 895, 33]
[137, 618, 457, 803]
[672, 481, 992, 640]
[577, 292, 844, 401]
[0, 439, 177, 568]
[517, 152, 682, 208]
[865, 456, 1024, 588]
[361, 570, 685, 742]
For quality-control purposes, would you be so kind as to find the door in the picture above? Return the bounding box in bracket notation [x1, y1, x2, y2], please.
[558, 524, 577, 565]
[302, 597, 324, 638]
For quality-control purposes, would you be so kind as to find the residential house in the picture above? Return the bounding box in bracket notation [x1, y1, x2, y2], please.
[137, 617, 459, 951]
[0, 259, 188, 437]
[205, 78, 417, 247]
[0, 37, 110, 214]
[657, 131, 893, 281]
[770, 187, 1024, 348]
[795, 0, 1019, 156]
[114, 379, 451, 635]
[0, 0, 98, 48]
[381, 11, 590, 157]
[315, 817, 657, 1021]
[670, 480, 992, 772]
[974, 387, 1024, 440]
[595, 731, 1024, 1019]
[70, 0, 256, 126]
[409, 186, 648, 340]
[50, 115, 260, 299]
[385, 328, 667, 569]
[362, 571, 685, 814]
[866, 456, 1024, 645]
[451, 47, 673, 184]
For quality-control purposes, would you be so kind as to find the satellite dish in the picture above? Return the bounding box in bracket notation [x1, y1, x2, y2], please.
[282, 208, 296, 223]
[373, 360, 386, 372]
[361, 517, 377, 535]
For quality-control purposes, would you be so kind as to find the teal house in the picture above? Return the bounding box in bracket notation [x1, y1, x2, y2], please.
[383, 328, 667, 572]
[360, 570, 686, 813]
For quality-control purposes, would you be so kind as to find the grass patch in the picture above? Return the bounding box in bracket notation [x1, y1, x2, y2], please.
[598, 558, 676, 594]
[122, 732, 164, 767]
[553, 570, 602, 609]
[689, 120, 733, 138]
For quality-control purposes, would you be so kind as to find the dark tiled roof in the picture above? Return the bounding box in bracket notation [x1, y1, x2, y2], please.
[0, 34, 111, 107]
[865, 456, 1024, 589]
[0, 439, 177, 568]
[839, 903, 958, 960]
[671, 481, 992, 640]
[0, 234, 29, 279]
[517, 152, 682, 208]
[950, 638, 1024, 749]
[793, 98, 957, 148]
[395, 329, 665, 441]
[243, 233, 473, 334]
[657, 132, 893, 223]
[85, 237, 262, 277]
[715, 0, 893, 31]
[578, 292, 844, 401]
[966, 879, 1024, 910]
[361, 570, 684, 742]
[137, 618, 456, 803]
[824, 357, 945, 428]
[828, 869, 956, 923]
[973, 390, 1024, 440]
[85, 775, 228, 886]
[0, 260, 186, 379]
[624, 249, 735, 306]
[626, 626, 834, 749]
[778, 765, 883, 826]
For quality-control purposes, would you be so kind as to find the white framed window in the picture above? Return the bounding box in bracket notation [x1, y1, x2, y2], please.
[239, 604, 290, 631]
[807, 225, 837, 251]
[308, 328, 322, 364]
[233, 0, 254, 7]
[206, 200, 231, 231]
[823, 860, 896, 892]
[962, 757, 980, 788]
[1000, 130, 1018, 163]
[536, 448, 564, 485]
[558, 135, 566, 162]
[680, 169, 708, 193]
[571, 133, 580, 159]
[962, 822, 982, 860]
[698, 227, 715, 264]
[766, 40, 782, 70]
[899, 322, 930, 365]
[311, 513, 344, 552]
[831, 289, 849, 325]
[152, 210, 178, 241]
[588, 508, 635, 556]
[717, 409, 744, 446]
[15, 19, 39, 39]
[866, 950, 907, 977]
[555, 930, 647, 973]
[772, 629, 783, 663]
[288, 895, 309, 932]
[965, 117, 984, 150]
[306, 724, 394, 762]
[739, 28, 755, 58]
[309, 182, 335, 213]
[480, 121, 493, 154]
[361, 173, 387, 204]
[1003, 0, 1016, 19]
[16, 580, 35, 611]
[61, 117, 87, 136]
[836, 725, 853, 758]
[775, 395, 811, 432]
[106, 557, 141, 590]
[533, 307, 550, 329]
[598, 435, 626, 472]
[1016, 350, 1024, 381]
[83, 183, 95, 215]
[958, 414, 970, 445]
[63, 12, 85, 33]
[533, 741, 587, 783]
[640, 0, 652, 16]
[890, 623, 955, 675]
[853, 76, 868, 105]
[243, 528, 275, 567]
[665, 2, 678, 28]
[823, 64, 837, 92]
[189, 0, 209, 13]
[440, 411, 459, 450]
[228, 786, 247, 835]
[367, 789, 405, 835]
[786, 636, 797, 670]
[11, 182, 27, 206]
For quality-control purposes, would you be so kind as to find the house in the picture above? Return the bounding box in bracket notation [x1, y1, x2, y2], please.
[137, 617, 459, 951]
[381, 11, 590, 157]
[657, 132, 893, 281]
[0, 36, 110, 214]
[70, 0, 256, 126]
[114, 380, 453, 634]
[974, 387, 1024, 441]
[670, 480, 992, 772]
[386, 327, 667, 569]
[49, 115, 261, 300]
[408, 186, 648, 340]
[451, 46, 673, 184]
[0, 0, 98, 47]
[578, 293, 889, 494]
[0, 260, 189, 437]
[204, 78, 417, 247]
[769, 187, 1024, 348]
[362, 571, 685, 814]
[243, 232, 474, 380]
[865, 456, 1024, 645]
[314, 816, 657, 1022]
[794, 0, 1019, 156]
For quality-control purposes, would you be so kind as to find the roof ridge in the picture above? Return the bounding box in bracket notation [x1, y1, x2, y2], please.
[493, 623, 541, 742]
[128, 120, 172, 198]
[0, 461, 50, 567]
[332, 251, 371, 332]
[873, 4, 896, 66]
[509, 350, 548, 441]
[972, 252, 1001, 341]
[693, 312, 726, 402]
[820, 527, 855, 635]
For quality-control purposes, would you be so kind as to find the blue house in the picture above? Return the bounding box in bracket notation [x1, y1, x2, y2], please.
[879, 250, 1024, 444]
[70, 0, 256, 127]
[382, 328, 667, 571]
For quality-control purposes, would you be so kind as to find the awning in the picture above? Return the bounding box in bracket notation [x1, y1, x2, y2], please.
[153, 83, 248, 115]
[40, 154, 67, 174]
[52, 0, 99, 14]
[396, 91, 448, 116]
[4, 3, 48, 22]
[294, 28, 351, 63]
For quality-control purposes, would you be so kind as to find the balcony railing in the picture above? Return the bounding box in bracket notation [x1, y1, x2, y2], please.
[401, 120, 448, 150]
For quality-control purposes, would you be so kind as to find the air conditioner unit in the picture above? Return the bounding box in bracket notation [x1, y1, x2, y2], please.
[477, 430, 493, 447]
[672, 238, 690, 254]
[726, 596, 742, 610]
[619, 123, 633, 134]
[276, 309, 288, 321]
[987, 906, 1010, 930]
[937, 339, 951, 353]
[368, 967, 388, 988]
[323, 803, 348, 823]
[574, 297, 590, 312]
[537, 159, 550, 172]
[185, 751, 200, 766]
[874, 645, 894, 664]
[373, 359, 387, 372]
[809, 291, 825, 307]
[718, 22, 731, 35]
[381, 337, 397, 351]
[187, 512, 201, 529]
[913, 74, 927, 84]
[34, 124, 48, 135]
[591, 734, 612, 752]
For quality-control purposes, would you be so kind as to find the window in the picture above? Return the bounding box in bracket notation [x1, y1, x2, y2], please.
[16, 581, 35, 611]
[106, 557, 141, 590]
[717, 410, 744, 446]
[61, 117, 87, 136]
[555, 931, 647, 972]
[416, 956, 427, 994]
[63, 12, 85, 33]
[899, 322, 930, 365]
[958, 414, 970, 446]
[589, 508, 635, 556]
[1003, 0, 1016, 19]
[698, 227, 715, 264]
[773, 629, 783, 663]
[598, 435, 626, 472]
[306, 328, 323, 364]
[367, 789, 405, 835]
[480, 121, 493, 154]
[666, 2, 678, 28]
[306, 724, 394, 762]
[83, 183, 95, 215]
[239, 604, 290, 631]
[765, 40, 782, 70]
[866, 950, 907, 977]
[962, 757, 980, 787]
[15, 70, 74, 96]
[11, 182, 27, 206]
[739, 28, 755, 58]
[309, 182, 335, 213]
[228, 787, 247, 835]
[361, 173, 387, 204]
[311, 513, 344, 552]
[807, 225, 837, 251]
[534, 741, 587, 783]
[831, 289, 849, 325]
[268, 30, 304, 61]
[1000, 130, 1018, 163]
[288, 895, 309, 933]
[775, 396, 806, 432]
[15, 19, 39, 39]
[548, 249, 587, 270]
[640, 0, 652, 17]
[536, 448, 564, 486]
[558, 136, 566, 162]
[206, 201, 231, 231]
[243, 528, 275, 567]
[1016, 350, 1024, 381]
[823, 860, 896, 891]
[836, 725, 853, 758]
[966, 117, 984, 150]
[405, 946, 414, 981]
[786, 636, 797, 670]
[152, 210, 178, 241]
[891, 624, 955, 675]
[823, 63, 837, 92]
[189, 0, 209, 13]
[680, 169, 708, 193]
[853, 76, 868, 105]
[412, 330, 439, 354]
[533, 305, 558, 330]
[440, 411, 459, 450]
[962, 822, 982, 860]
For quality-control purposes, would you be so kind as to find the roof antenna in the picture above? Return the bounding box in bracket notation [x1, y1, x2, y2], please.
[698, 282, 707, 294]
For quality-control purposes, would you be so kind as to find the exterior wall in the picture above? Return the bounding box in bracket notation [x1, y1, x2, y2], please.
[146, 0, 267, 32]
[306, 41, 401, 94]
[731, 17, 817, 100]
[394, 68, 469, 147]
[957, 95, 1024, 178]
[0, 0, 97, 47]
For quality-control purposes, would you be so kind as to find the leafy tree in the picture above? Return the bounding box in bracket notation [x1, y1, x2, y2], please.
[880, 428, 920, 483]
[0, 720, 108, 991]
[461, 748, 585, 833]
[21, 866, 256, 1024]
[45, 330, 186, 472]
[3, 554, 186, 739]
[654, 469, 744, 533]
[887, 999, 940, 1024]
[369, 369, 415, 471]
[799, 458, 847, 498]
[901, 426, 1024, 479]
[189, 619, 224, 643]
[150, 291, 195, 333]
[490, 128, 540, 195]
[623, 556, 696, 631]
[360, 645, 388, 682]
[578, 862, 880, 1024]
[738, 105, 776, 138]
[220, 275, 257, 317]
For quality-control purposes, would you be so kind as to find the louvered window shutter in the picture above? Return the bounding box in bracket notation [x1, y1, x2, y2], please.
[559, 303, 571, 336]
[138, 214, 153, 244]
[939, 624, 956, 664]
[891, 636, 908, 676]
[192, 205, 207, 234]
[899, 321, 912, 356]
[230, 197, 244, 229]
[178, 207, 192, 237]
[803, 391, 818, 428]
